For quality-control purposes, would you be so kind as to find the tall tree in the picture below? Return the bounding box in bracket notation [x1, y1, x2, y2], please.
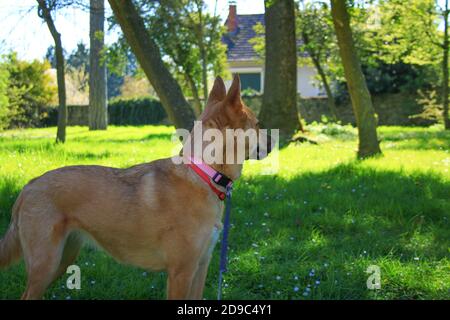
[259, 0, 302, 138]
[371, 0, 447, 128]
[138, 0, 227, 116]
[442, 0, 449, 129]
[297, 2, 338, 120]
[108, 0, 196, 130]
[37, 0, 67, 143]
[89, 0, 107, 130]
[330, 0, 381, 158]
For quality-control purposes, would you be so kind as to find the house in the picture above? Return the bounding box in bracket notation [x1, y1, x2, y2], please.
[222, 3, 323, 98]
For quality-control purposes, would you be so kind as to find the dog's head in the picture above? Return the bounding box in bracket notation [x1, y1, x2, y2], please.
[197, 75, 272, 164]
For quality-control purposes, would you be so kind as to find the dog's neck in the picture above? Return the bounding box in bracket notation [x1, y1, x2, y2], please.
[209, 163, 243, 182]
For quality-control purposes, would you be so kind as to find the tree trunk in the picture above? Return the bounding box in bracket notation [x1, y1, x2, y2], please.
[37, 0, 66, 143]
[443, 0, 449, 130]
[185, 73, 202, 117]
[302, 32, 338, 121]
[197, 1, 208, 103]
[108, 0, 196, 130]
[89, 0, 108, 130]
[330, 0, 381, 158]
[259, 0, 303, 138]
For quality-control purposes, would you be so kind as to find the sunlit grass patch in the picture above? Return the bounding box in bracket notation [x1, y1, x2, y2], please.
[0, 125, 448, 299]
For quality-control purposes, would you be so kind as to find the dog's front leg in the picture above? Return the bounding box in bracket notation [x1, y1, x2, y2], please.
[166, 263, 198, 300]
[188, 255, 212, 300]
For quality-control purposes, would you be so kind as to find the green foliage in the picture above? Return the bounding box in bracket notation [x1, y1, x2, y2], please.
[43, 97, 167, 127]
[296, 2, 337, 68]
[331, 0, 441, 100]
[409, 90, 443, 126]
[1, 53, 56, 129]
[249, 22, 265, 60]
[371, 0, 441, 66]
[0, 125, 448, 299]
[108, 97, 166, 125]
[0, 65, 9, 130]
[67, 42, 89, 92]
[138, 0, 229, 100]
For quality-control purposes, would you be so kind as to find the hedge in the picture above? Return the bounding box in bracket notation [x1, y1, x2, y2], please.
[43, 97, 167, 127]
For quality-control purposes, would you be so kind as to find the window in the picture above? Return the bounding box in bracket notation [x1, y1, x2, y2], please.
[236, 73, 261, 92]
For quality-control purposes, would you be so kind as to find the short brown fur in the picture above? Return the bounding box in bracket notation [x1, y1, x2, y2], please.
[0, 75, 265, 300]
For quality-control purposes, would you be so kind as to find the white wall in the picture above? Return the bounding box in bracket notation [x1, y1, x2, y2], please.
[297, 66, 323, 98]
[226, 65, 323, 97]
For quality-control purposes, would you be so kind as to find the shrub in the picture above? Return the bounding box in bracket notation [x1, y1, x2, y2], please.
[1, 53, 56, 128]
[108, 97, 166, 125]
[43, 97, 167, 126]
[0, 65, 8, 130]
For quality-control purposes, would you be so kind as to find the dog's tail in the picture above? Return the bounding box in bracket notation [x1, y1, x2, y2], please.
[0, 191, 23, 269]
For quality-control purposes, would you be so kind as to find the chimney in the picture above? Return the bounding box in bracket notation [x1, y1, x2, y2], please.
[227, 1, 237, 33]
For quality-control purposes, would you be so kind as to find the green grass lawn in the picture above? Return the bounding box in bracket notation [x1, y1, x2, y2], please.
[0, 124, 449, 300]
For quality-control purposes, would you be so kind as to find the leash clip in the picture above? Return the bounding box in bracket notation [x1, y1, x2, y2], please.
[225, 185, 233, 198]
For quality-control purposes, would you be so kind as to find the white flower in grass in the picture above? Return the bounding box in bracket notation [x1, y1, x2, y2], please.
[303, 291, 309, 297]
[66, 296, 71, 300]
[276, 291, 281, 295]
[414, 257, 420, 261]
[258, 284, 264, 288]
[294, 286, 300, 292]
[142, 272, 148, 277]
[252, 243, 258, 248]
[324, 263, 329, 267]
[276, 275, 282, 280]
[315, 280, 321, 285]
[294, 276, 298, 280]
[264, 212, 269, 217]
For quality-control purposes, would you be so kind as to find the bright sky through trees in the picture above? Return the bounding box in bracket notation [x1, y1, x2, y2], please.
[0, 0, 265, 61]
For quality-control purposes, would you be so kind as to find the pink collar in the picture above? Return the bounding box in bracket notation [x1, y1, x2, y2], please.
[187, 157, 233, 201]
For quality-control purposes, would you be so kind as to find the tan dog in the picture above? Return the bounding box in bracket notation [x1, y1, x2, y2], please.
[0, 75, 270, 300]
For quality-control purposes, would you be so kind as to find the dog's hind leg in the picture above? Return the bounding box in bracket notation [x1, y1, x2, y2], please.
[20, 212, 68, 300]
[52, 232, 83, 283]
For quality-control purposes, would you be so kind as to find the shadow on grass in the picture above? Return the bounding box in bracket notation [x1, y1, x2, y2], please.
[379, 129, 450, 151]
[0, 163, 448, 299]
[214, 163, 449, 299]
[70, 132, 174, 144]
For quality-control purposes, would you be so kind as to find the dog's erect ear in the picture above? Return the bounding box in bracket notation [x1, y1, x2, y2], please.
[206, 76, 226, 105]
[224, 74, 243, 111]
